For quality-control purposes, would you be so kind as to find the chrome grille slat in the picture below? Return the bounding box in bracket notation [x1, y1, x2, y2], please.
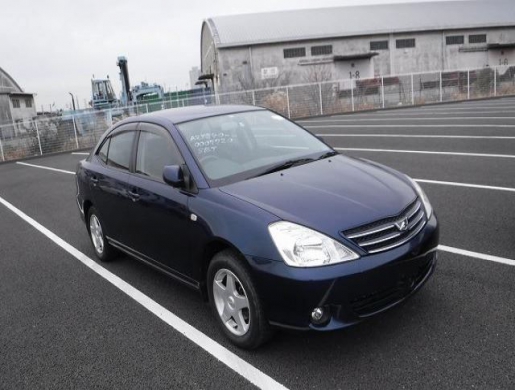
[346, 223, 395, 239]
[360, 231, 402, 247]
[366, 217, 426, 254]
[408, 209, 424, 228]
[342, 198, 427, 254]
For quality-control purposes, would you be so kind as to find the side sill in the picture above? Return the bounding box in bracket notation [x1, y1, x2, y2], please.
[107, 236, 201, 291]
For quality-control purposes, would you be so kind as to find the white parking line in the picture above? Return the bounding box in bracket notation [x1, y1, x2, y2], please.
[72, 152, 90, 155]
[0, 195, 288, 390]
[322, 110, 515, 117]
[415, 179, 515, 193]
[401, 105, 515, 111]
[17, 162, 75, 175]
[318, 134, 515, 139]
[335, 148, 515, 159]
[305, 124, 515, 128]
[300, 117, 515, 123]
[438, 245, 515, 267]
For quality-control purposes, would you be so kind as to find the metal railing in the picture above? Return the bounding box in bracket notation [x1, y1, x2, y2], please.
[1, 64, 514, 163]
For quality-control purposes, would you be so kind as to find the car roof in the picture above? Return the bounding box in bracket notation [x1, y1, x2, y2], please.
[122, 104, 265, 126]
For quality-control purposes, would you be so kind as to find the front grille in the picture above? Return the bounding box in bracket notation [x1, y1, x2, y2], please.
[342, 198, 426, 254]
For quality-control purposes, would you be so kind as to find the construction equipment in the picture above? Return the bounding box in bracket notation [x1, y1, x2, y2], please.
[91, 78, 117, 109]
[90, 56, 165, 109]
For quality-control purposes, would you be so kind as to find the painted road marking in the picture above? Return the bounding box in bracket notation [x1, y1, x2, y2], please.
[17, 162, 75, 175]
[396, 105, 515, 111]
[72, 152, 90, 155]
[439, 245, 515, 267]
[300, 117, 515, 123]
[335, 148, 515, 159]
[305, 124, 515, 128]
[0, 195, 288, 390]
[317, 110, 515, 117]
[415, 179, 515, 193]
[16, 156, 515, 192]
[317, 134, 515, 139]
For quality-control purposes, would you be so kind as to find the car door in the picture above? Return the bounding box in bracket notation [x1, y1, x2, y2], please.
[88, 124, 137, 244]
[125, 122, 193, 282]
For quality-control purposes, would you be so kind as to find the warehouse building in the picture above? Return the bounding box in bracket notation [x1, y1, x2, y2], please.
[200, 1, 515, 93]
[0, 67, 36, 138]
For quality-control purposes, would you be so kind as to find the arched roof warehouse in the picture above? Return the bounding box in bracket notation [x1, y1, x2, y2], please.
[204, 1, 515, 49]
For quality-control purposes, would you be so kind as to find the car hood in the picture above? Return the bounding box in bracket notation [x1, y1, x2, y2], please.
[219, 155, 416, 238]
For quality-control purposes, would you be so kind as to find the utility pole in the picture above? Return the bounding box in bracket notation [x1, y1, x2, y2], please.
[69, 92, 76, 111]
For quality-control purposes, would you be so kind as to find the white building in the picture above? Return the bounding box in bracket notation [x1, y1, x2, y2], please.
[200, 1, 515, 93]
[0, 66, 36, 138]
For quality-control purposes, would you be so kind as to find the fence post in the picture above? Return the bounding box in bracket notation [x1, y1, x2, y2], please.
[286, 87, 291, 118]
[381, 76, 385, 108]
[467, 70, 470, 100]
[351, 81, 354, 111]
[107, 109, 113, 127]
[318, 83, 323, 115]
[146, 103, 149, 113]
[34, 120, 43, 155]
[411, 73, 415, 105]
[439, 71, 443, 102]
[72, 115, 79, 149]
[494, 67, 497, 96]
[215, 94, 220, 105]
[252, 90, 256, 106]
[0, 136, 4, 161]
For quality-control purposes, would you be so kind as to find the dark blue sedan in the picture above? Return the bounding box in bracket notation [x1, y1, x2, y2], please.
[76, 105, 439, 349]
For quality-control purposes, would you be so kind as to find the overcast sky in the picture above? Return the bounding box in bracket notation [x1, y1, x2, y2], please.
[3, 0, 458, 110]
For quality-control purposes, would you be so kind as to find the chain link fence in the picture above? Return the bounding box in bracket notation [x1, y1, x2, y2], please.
[1, 64, 514, 163]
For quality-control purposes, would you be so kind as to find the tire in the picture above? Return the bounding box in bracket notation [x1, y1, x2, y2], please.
[87, 207, 116, 262]
[207, 249, 273, 349]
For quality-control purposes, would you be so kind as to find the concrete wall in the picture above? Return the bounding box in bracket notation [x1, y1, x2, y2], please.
[205, 26, 515, 93]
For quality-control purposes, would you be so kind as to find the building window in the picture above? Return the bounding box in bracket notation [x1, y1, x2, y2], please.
[284, 47, 306, 59]
[12, 99, 20, 108]
[469, 34, 487, 44]
[370, 40, 389, 50]
[446, 35, 464, 45]
[396, 38, 415, 49]
[311, 45, 332, 56]
[25, 98, 32, 108]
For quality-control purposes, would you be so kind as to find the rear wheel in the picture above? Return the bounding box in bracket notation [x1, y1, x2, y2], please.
[87, 207, 116, 262]
[207, 250, 273, 349]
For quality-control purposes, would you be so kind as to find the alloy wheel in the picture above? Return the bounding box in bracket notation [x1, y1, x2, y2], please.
[212, 268, 250, 336]
[89, 214, 104, 254]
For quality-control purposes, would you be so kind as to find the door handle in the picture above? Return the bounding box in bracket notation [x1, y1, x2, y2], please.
[90, 177, 98, 185]
[128, 190, 140, 202]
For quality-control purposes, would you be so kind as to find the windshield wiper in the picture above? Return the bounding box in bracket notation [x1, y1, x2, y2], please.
[317, 150, 339, 160]
[254, 158, 315, 177]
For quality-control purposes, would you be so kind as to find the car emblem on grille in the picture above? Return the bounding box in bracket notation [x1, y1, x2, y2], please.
[395, 217, 409, 231]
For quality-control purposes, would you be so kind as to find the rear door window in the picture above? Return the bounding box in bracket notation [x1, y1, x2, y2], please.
[106, 131, 135, 171]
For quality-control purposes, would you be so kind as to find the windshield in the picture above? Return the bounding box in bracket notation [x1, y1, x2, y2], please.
[176, 110, 332, 186]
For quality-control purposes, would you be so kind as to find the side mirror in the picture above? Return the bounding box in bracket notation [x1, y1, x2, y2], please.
[163, 165, 184, 188]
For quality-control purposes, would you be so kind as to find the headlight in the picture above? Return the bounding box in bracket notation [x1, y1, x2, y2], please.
[407, 176, 433, 219]
[268, 221, 359, 267]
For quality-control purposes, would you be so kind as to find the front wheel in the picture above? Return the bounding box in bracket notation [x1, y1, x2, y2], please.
[207, 250, 273, 349]
[87, 207, 116, 262]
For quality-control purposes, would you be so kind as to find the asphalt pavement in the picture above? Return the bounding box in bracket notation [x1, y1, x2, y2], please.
[1, 97, 514, 389]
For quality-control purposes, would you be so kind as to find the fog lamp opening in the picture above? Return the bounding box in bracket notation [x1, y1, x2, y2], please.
[310, 306, 330, 326]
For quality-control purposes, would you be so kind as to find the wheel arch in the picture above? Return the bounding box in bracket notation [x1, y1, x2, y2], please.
[200, 238, 247, 301]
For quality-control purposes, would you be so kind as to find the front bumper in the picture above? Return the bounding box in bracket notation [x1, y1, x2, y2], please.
[246, 213, 439, 330]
